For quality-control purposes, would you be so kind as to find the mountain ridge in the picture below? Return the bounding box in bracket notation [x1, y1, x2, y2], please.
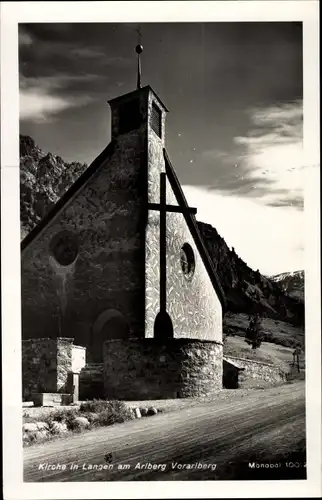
[20, 135, 87, 239]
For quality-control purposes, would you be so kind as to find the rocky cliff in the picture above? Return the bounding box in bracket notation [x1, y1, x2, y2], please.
[20, 135, 87, 239]
[20, 135, 304, 327]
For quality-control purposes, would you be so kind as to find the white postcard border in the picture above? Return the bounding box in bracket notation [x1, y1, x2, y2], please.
[1, 1, 320, 498]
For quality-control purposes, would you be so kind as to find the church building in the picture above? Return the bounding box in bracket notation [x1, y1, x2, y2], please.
[21, 46, 226, 402]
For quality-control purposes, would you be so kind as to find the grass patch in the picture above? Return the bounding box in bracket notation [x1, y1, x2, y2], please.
[286, 369, 306, 383]
[224, 313, 304, 350]
[224, 342, 290, 372]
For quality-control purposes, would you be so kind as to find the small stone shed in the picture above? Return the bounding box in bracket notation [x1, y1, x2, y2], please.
[223, 357, 245, 389]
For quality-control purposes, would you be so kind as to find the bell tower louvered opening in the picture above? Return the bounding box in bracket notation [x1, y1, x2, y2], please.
[151, 101, 162, 138]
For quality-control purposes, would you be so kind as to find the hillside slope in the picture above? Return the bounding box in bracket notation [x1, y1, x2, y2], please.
[20, 135, 304, 331]
[198, 223, 304, 326]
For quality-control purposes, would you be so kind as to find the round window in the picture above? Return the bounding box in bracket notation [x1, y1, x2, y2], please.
[51, 231, 79, 266]
[180, 243, 195, 280]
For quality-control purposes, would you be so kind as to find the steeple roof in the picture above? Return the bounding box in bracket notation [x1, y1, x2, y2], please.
[108, 85, 169, 112]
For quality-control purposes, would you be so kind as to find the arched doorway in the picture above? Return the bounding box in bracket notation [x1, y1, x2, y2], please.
[92, 309, 129, 362]
[154, 310, 174, 340]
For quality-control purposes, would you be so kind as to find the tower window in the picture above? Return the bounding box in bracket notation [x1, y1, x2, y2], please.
[151, 101, 162, 138]
[180, 243, 195, 280]
[119, 99, 142, 135]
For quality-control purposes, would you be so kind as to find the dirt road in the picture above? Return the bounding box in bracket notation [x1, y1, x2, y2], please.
[24, 382, 305, 481]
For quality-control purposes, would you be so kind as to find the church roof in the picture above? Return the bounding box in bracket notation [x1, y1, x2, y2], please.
[223, 357, 245, 370]
[108, 85, 169, 112]
[21, 141, 116, 250]
[164, 150, 227, 309]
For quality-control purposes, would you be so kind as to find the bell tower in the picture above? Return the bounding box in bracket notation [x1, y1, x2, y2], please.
[108, 85, 168, 143]
[108, 33, 168, 145]
[21, 29, 224, 400]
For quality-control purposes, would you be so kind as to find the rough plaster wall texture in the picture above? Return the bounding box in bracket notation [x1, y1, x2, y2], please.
[224, 356, 288, 385]
[22, 338, 58, 400]
[145, 121, 222, 341]
[21, 129, 148, 352]
[56, 338, 73, 392]
[103, 338, 223, 400]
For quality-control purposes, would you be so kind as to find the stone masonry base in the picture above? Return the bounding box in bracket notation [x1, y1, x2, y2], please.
[103, 337, 223, 400]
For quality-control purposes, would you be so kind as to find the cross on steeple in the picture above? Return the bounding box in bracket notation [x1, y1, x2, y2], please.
[136, 24, 142, 45]
[135, 25, 143, 90]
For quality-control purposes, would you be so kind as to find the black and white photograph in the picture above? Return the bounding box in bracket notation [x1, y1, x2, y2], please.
[1, 1, 320, 498]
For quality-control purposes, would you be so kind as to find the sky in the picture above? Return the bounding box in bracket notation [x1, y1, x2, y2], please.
[19, 22, 304, 276]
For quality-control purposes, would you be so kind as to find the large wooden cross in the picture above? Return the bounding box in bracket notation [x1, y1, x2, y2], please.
[148, 172, 197, 313]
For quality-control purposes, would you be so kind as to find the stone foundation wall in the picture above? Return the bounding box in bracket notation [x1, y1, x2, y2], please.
[22, 338, 57, 400]
[224, 356, 288, 386]
[22, 337, 86, 401]
[103, 338, 223, 400]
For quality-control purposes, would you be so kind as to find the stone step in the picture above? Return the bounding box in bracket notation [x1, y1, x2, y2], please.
[80, 363, 104, 372]
[22, 401, 34, 407]
[31, 392, 72, 407]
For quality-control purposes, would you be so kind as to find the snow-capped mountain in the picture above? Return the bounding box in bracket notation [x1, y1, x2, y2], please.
[270, 270, 304, 301]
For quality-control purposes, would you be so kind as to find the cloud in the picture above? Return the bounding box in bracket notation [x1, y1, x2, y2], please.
[181, 103, 305, 274]
[69, 47, 107, 59]
[20, 89, 93, 123]
[19, 74, 95, 122]
[18, 27, 131, 122]
[195, 101, 304, 211]
[68, 47, 128, 67]
[232, 100, 303, 209]
[19, 30, 33, 47]
[20, 73, 101, 92]
[182, 185, 304, 276]
[19, 24, 132, 83]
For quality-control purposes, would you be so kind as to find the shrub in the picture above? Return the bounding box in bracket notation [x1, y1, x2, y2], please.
[41, 409, 74, 426]
[23, 431, 37, 445]
[80, 399, 112, 413]
[63, 412, 82, 432]
[103, 402, 132, 425]
[81, 412, 100, 425]
[80, 400, 133, 426]
[23, 414, 37, 423]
